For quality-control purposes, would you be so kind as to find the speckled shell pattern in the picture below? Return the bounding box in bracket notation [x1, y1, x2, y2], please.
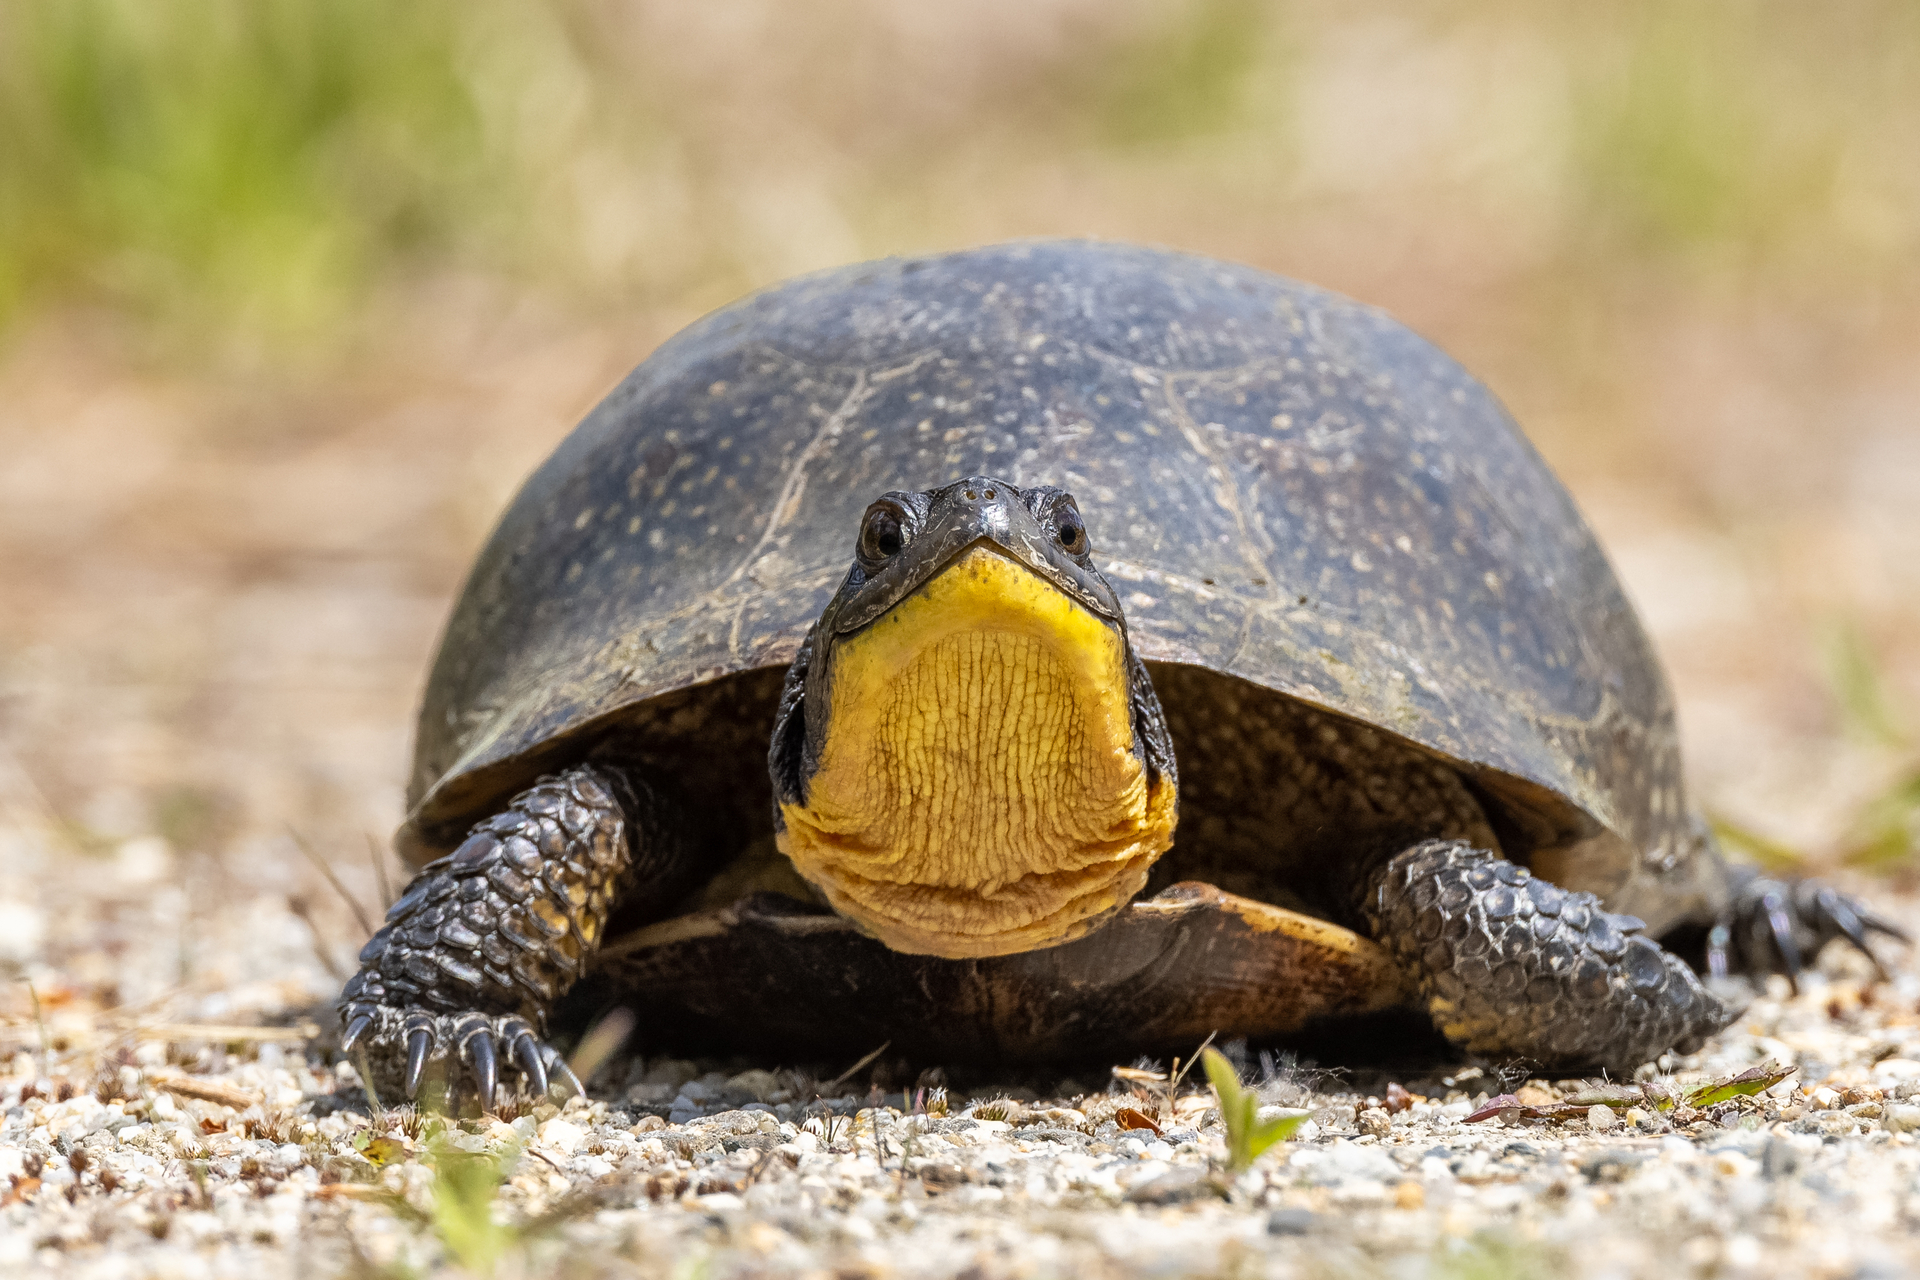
[403, 240, 1717, 934]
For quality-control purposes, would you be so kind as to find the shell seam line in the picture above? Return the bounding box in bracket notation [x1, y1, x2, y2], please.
[722, 367, 874, 595]
[1160, 373, 1278, 595]
[719, 348, 947, 661]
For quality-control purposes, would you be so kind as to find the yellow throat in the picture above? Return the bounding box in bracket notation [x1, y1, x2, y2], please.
[776, 545, 1178, 958]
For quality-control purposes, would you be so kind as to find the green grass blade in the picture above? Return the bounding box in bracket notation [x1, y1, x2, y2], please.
[1683, 1064, 1795, 1109]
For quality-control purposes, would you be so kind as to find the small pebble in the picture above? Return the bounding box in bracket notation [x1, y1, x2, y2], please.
[1124, 1166, 1217, 1205]
[537, 1118, 585, 1154]
[1587, 1105, 1616, 1132]
[1358, 1108, 1392, 1139]
[1711, 1150, 1758, 1178]
[1267, 1208, 1317, 1236]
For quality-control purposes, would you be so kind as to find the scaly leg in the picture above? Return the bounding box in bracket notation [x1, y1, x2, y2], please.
[338, 763, 695, 1109]
[1359, 840, 1732, 1071]
[1708, 865, 1908, 990]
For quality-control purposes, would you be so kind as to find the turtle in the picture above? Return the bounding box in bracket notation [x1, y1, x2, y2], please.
[338, 239, 1902, 1105]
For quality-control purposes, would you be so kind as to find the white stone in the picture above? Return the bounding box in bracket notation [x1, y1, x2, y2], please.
[1711, 1150, 1758, 1178]
[114, 836, 174, 887]
[1587, 1105, 1616, 1132]
[535, 1118, 585, 1154]
[0, 900, 44, 967]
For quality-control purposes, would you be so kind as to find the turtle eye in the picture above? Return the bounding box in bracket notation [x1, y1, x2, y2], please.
[1052, 500, 1088, 554]
[859, 503, 908, 562]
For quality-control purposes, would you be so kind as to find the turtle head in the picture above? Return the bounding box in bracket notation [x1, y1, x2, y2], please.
[769, 476, 1178, 959]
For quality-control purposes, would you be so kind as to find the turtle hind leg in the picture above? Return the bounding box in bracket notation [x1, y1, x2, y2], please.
[1359, 840, 1732, 1071]
[339, 763, 695, 1110]
[1708, 866, 1909, 990]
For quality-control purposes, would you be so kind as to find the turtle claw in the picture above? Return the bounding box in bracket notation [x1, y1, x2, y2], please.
[405, 1028, 432, 1099]
[514, 1033, 549, 1097]
[1762, 884, 1805, 993]
[341, 1013, 373, 1056]
[548, 1046, 584, 1098]
[466, 1029, 498, 1112]
[1806, 883, 1898, 982]
[1858, 906, 1911, 945]
[1705, 921, 1734, 983]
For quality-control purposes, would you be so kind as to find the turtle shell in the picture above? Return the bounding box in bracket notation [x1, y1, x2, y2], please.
[403, 239, 1717, 935]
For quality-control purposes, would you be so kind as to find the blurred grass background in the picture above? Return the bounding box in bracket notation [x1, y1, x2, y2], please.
[5, 1, 1916, 346]
[0, 0, 1917, 997]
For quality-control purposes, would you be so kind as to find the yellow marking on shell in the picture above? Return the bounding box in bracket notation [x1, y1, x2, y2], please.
[778, 545, 1178, 958]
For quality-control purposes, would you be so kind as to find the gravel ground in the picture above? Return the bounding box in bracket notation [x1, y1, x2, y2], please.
[6, 889, 1920, 1280]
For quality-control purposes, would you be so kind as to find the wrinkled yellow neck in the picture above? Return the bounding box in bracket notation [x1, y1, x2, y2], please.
[777, 546, 1177, 958]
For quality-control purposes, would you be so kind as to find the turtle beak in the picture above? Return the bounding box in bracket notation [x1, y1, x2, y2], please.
[829, 477, 1122, 638]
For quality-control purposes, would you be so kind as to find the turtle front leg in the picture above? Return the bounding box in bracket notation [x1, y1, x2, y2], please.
[1357, 840, 1732, 1071]
[1708, 865, 1908, 989]
[338, 764, 694, 1109]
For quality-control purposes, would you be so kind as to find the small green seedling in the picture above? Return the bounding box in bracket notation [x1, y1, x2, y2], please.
[425, 1136, 521, 1278]
[356, 1132, 531, 1278]
[1200, 1046, 1306, 1172]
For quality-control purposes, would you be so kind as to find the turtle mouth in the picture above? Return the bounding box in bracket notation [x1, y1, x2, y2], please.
[776, 544, 1177, 958]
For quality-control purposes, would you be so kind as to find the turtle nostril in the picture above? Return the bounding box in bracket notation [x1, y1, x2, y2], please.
[965, 489, 978, 501]
[984, 488, 996, 499]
